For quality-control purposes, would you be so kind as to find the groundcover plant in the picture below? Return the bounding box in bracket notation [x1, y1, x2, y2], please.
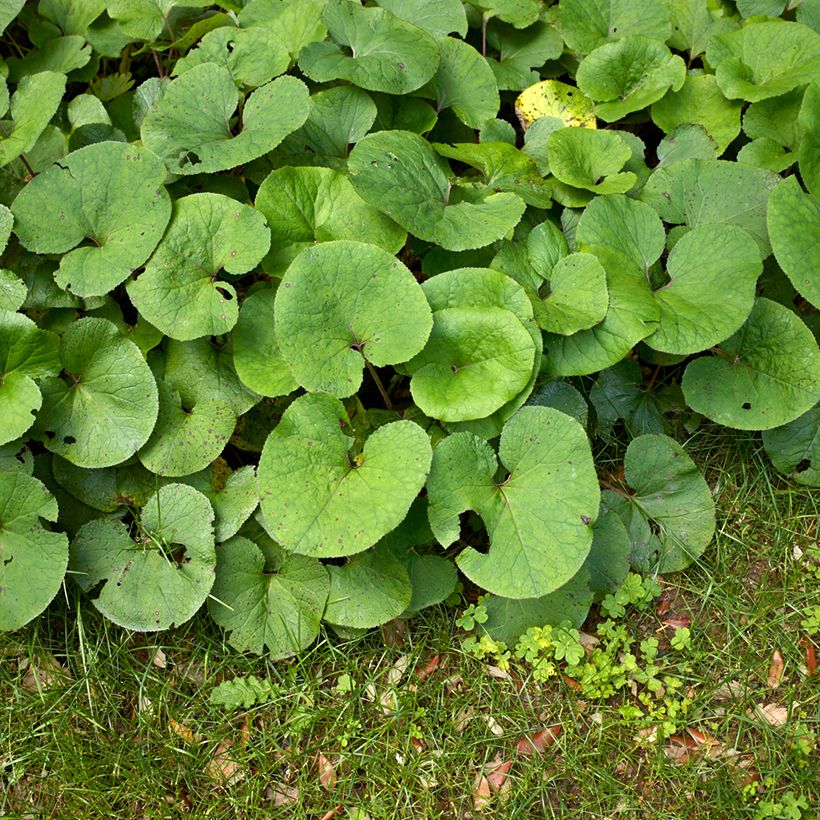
[0, 0, 818, 654]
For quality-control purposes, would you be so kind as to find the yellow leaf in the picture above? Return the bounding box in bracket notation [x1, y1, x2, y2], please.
[515, 80, 597, 131]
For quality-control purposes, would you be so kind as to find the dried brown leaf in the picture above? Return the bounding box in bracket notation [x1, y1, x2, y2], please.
[515, 724, 562, 756]
[316, 752, 337, 790]
[206, 740, 244, 786]
[472, 773, 492, 810]
[485, 758, 512, 793]
[168, 717, 194, 744]
[20, 654, 70, 693]
[751, 702, 789, 727]
[802, 638, 816, 677]
[767, 649, 784, 689]
[268, 784, 299, 807]
[416, 654, 442, 681]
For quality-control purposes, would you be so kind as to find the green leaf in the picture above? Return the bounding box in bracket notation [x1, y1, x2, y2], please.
[605, 434, 715, 572]
[70, 483, 216, 631]
[298, 0, 440, 94]
[556, 0, 672, 54]
[34, 318, 158, 468]
[706, 20, 820, 102]
[0, 310, 60, 446]
[141, 64, 309, 174]
[374, 0, 468, 37]
[668, 0, 739, 59]
[0, 0, 23, 36]
[682, 298, 820, 430]
[762, 405, 820, 487]
[238, 0, 328, 59]
[0, 270, 27, 312]
[641, 158, 780, 257]
[258, 393, 432, 558]
[349, 131, 525, 251]
[486, 20, 564, 90]
[108, 0, 210, 41]
[182, 462, 258, 543]
[576, 36, 686, 121]
[209, 535, 329, 657]
[231, 286, 297, 398]
[415, 267, 542, 436]
[427, 406, 600, 599]
[533, 252, 609, 335]
[271, 85, 377, 171]
[646, 224, 762, 355]
[767, 176, 820, 308]
[656, 124, 718, 167]
[138, 381, 235, 477]
[160, 337, 258, 417]
[469, 0, 542, 27]
[589, 360, 665, 437]
[11, 142, 171, 298]
[127, 193, 271, 341]
[255, 166, 405, 276]
[209, 674, 277, 711]
[6, 37, 90, 81]
[408, 307, 536, 422]
[173, 25, 290, 88]
[547, 127, 636, 194]
[274, 241, 431, 397]
[371, 92, 438, 134]
[323, 543, 412, 628]
[651, 71, 742, 155]
[527, 380, 589, 427]
[0, 471, 69, 631]
[418, 36, 499, 129]
[0, 71, 65, 167]
[433, 141, 552, 207]
[576, 193, 665, 277]
[798, 83, 820, 196]
[481, 510, 630, 643]
[51, 456, 161, 512]
[543, 246, 659, 377]
[742, 86, 805, 149]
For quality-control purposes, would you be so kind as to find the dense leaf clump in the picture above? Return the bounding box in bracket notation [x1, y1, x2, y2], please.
[1, 0, 818, 654]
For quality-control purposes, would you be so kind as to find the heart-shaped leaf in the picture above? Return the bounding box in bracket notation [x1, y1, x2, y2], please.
[603, 434, 715, 573]
[576, 36, 686, 121]
[11, 141, 171, 298]
[375, 0, 467, 36]
[182, 462, 258, 543]
[298, 0, 440, 94]
[255, 166, 405, 276]
[418, 36, 499, 128]
[646, 223, 762, 355]
[706, 20, 820, 102]
[258, 393, 432, 557]
[209, 535, 329, 657]
[0, 71, 65, 166]
[127, 193, 271, 341]
[0, 310, 60, 445]
[556, 0, 672, 54]
[231, 286, 298, 399]
[641, 158, 780, 257]
[70, 483, 216, 631]
[34, 318, 159, 468]
[762, 405, 820, 487]
[426, 406, 600, 598]
[0, 471, 69, 631]
[274, 241, 432, 397]
[515, 79, 597, 130]
[767, 176, 820, 308]
[548, 127, 636, 194]
[52, 456, 162, 512]
[348, 130, 526, 251]
[141, 64, 309, 174]
[682, 298, 820, 430]
[322, 543, 412, 628]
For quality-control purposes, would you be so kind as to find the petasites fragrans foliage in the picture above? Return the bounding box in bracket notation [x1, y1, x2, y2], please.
[0, 0, 818, 651]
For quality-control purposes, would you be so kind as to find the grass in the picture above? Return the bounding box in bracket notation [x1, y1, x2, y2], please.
[1, 429, 818, 818]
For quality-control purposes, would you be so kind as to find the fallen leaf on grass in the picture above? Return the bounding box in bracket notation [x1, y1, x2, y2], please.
[802, 638, 816, 677]
[664, 728, 731, 764]
[482, 715, 504, 736]
[713, 679, 744, 702]
[206, 740, 244, 786]
[316, 752, 337, 790]
[380, 617, 406, 648]
[767, 649, 784, 688]
[515, 724, 562, 756]
[168, 717, 195, 743]
[661, 615, 691, 630]
[19, 654, 70, 693]
[472, 757, 512, 809]
[318, 806, 341, 820]
[267, 784, 300, 806]
[750, 702, 789, 727]
[486, 665, 509, 680]
[151, 647, 168, 669]
[415, 655, 442, 680]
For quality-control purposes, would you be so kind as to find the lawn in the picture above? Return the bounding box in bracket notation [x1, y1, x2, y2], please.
[1, 428, 817, 819]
